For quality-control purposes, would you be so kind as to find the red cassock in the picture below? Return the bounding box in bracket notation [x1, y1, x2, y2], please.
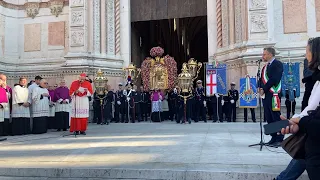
[69, 80, 93, 132]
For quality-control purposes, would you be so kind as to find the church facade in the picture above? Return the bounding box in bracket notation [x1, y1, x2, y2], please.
[0, 0, 320, 91]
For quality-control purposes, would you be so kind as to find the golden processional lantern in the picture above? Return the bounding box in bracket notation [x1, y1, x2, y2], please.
[93, 69, 108, 95]
[178, 63, 193, 93]
[187, 58, 202, 81]
[123, 63, 141, 83]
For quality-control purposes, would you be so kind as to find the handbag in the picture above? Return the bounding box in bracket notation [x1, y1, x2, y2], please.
[281, 131, 307, 159]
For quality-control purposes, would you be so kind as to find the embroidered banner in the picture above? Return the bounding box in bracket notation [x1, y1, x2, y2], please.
[281, 62, 300, 100]
[205, 63, 227, 96]
[239, 75, 258, 108]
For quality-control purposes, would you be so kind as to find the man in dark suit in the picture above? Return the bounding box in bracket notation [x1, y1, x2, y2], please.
[259, 47, 284, 146]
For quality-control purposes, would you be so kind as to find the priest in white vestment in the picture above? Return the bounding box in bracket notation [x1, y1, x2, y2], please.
[12, 77, 31, 135]
[0, 77, 8, 136]
[28, 76, 42, 130]
[32, 79, 50, 134]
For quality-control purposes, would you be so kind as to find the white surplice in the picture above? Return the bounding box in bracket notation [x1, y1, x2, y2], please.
[32, 87, 50, 118]
[0, 102, 8, 122]
[12, 85, 30, 118]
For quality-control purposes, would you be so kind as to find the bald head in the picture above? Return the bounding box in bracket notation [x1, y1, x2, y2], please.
[0, 74, 7, 87]
[40, 79, 48, 88]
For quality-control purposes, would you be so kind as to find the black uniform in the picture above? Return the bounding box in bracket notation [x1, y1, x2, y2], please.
[103, 90, 114, 125]
[93, 91, 107, 124]
[194, 87, 207, 122]
[222, 95, 231, 122]
[211, 94, 223, 122]
[169, 91, 179, 121]
[244, 108, 256, 122]
[115, 90, 126, 123]
[132, 90, 142, 122]
[228, 89, 239, 122]
[285, 89, 296, 119]
[140, 91, 149, 121]
[207, 96, 213, 120]
[176, 93, 192, 124]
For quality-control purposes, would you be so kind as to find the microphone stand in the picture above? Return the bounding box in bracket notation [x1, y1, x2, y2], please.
[248, 60, 267, 151]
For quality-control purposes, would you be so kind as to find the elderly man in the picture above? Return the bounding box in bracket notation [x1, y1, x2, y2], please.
[69, 73, 93, 135]
[54, 79, 71, 131]
[12, 77, 30, 135]
[0, 74, 12, 136]
[32, 79, 50, 134]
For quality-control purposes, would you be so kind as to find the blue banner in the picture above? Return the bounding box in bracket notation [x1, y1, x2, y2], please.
[206, 63, 227, 95]
[281, 62, 300, 99]
[239, 76, 258, 108]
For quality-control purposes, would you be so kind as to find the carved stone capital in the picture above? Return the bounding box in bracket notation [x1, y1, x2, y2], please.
[25, 2, 40, 19]
[49, 0, 64, 17]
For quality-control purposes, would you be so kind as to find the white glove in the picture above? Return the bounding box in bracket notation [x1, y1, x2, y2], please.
[117, 101, 121, 105]
[221, 100, 224, 106]
[231, 100, 235, 104]
[127, 97, 130, 101]
[203, 101, 206, 107]
[215, 93, 219, 98]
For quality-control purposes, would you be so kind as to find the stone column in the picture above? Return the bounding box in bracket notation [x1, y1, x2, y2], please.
[228, 0, 235, 45]
[107, 0, 116, 56]
[207, 0, 217, 62]
[100, 0, 107, 56]
[93, 0, 101, 56]
[120, 0, 131, 67]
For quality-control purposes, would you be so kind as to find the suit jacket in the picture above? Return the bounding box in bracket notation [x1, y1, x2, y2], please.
[262, 59, 283, 96]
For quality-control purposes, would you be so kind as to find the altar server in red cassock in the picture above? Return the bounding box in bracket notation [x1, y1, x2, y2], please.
[69, 73, 93, 135]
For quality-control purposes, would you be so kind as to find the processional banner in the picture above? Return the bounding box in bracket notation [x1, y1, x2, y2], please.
[239, 75, 258, 108]
[205, 63, 227, 96]
[281, 62, 300, 100]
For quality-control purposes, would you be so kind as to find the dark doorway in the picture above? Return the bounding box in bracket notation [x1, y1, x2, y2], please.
[131, 16, 208, 77]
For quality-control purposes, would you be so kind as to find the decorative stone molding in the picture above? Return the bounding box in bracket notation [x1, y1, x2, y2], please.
[93, 0, 101, 54]
[70, 0, 84, 7]
[221, 0, 229, 47]
[70, 30, 84, 46]
[216, 0, 222, 48]
[115, 0, 120, 55]
[107, 0, 115, 54]
[249, 0, 267, 10]
[71, 9, 84, 26]
[25, 2, 40, 19]
[49, 0, 64, 17]
[250, 13, 267, 33]
[0, 0, 69, 11]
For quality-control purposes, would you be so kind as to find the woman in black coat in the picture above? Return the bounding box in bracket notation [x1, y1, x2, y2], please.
[281, 37, 320, 180]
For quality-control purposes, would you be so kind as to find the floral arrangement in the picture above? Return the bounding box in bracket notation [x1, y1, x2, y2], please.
[141, 47, 177, 91]
[150, 46, 164, 57]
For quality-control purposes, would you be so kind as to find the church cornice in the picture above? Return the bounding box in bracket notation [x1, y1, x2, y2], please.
[0, 0, 68, 11]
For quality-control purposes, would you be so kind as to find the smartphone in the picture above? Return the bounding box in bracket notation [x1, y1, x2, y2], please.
[263, 120, 290, 135]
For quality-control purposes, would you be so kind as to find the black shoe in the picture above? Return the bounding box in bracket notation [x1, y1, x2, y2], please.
[244, 121, 247, 123]
[213, 120, 217, 123]
[253, 120, 257, 123]
[57, 129, 61, 132]
[63, 129, 67, 131]
[268, 141, 281, 148]
[266, 138, 276, 145]
[80, 131, 86, 135]
[204, 120, 207, 123]
[219, 121, 223, 123]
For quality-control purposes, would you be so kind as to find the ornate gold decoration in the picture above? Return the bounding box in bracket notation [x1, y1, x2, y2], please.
[123, 63, 141, 83]
[25, 2, 40, 19]
[49, 0, 64, 17]
[93, 69, 108, 96]
[178, 63, 193, 93]
[187, 58, 202, 81]
[149, 56, 168, 90]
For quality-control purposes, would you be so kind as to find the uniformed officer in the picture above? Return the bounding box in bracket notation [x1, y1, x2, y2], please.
[169, 86, 180, 122]
[93, 89, 106, 125]
[285, 89, 296, 119]
[194, 80, 207, 122]
[228, 82, 239, 122]
[139, 86, 149, 121]
[124, 82, 134, 123]
[132, 85, 142, 122]
[212, 93, 223, 122]
[176, 88, 192, 124]
[115, 83, 126, 123]
[244, 108, 256, 123]
[103, 85, 113, 125]
[222, 94, 231, 122]
[207, 95, 213, 120]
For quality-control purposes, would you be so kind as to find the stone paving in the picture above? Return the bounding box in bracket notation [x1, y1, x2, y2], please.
[0, 122, 309, 180]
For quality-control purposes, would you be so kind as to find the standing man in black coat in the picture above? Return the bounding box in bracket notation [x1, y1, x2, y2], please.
[259, 47, 284, 146]
[228, 82, 239, 122]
